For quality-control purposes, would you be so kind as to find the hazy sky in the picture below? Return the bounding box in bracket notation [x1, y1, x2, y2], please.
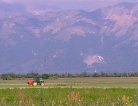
[1, 0, 138, 11]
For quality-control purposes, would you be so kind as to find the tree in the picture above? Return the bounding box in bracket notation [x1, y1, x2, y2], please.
[1, 74, 8, 80]
[1, 73, 15, 80]
[42, 74, 49, 79]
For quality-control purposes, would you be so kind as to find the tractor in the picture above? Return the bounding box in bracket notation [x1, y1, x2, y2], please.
[27, 76, 45, 86]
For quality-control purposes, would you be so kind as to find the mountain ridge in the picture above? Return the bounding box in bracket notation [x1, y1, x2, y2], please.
[0, 2, 138, 73]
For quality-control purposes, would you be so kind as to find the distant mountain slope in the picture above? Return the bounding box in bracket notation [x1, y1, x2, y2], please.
[0, 2, 138, 73]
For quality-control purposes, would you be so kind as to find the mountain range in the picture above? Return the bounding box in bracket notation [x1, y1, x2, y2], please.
[0, 2, 138, 74]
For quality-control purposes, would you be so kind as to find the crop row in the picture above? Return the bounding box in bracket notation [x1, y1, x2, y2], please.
[0, 88, 138, 106]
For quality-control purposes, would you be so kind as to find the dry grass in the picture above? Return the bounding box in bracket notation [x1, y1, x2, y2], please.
[45, 77, 138, 83]
[0, 77, 138, 83]
[1, 77, 138, 88]
[68, 91, 80, 102]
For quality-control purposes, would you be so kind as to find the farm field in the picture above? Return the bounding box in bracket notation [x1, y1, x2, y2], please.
[1, 77, 138, 105]
[0, 77, 138, 88]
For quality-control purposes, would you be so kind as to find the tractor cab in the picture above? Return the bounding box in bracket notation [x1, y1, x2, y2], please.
[33, 77, 44, 85]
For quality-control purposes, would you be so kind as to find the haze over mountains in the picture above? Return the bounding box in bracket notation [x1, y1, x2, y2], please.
[0, 2, 138, 74]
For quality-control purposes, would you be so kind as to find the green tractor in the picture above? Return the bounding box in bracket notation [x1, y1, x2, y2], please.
[27, 76, 45, 86]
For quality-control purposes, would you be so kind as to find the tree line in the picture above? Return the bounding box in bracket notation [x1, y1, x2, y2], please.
[1, 71, 138, 80]
[0, 72, 49, 80]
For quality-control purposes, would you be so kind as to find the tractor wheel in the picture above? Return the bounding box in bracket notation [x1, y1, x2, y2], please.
[41, 83, 45, 86]
[32, 82, 37, 86]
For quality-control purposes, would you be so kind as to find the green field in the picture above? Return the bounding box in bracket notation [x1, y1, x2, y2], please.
[1, 77, 138, 106]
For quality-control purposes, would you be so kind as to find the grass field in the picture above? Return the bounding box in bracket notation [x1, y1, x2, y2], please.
[1, 77, 138, 105]
[0, 77, 138, 88]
